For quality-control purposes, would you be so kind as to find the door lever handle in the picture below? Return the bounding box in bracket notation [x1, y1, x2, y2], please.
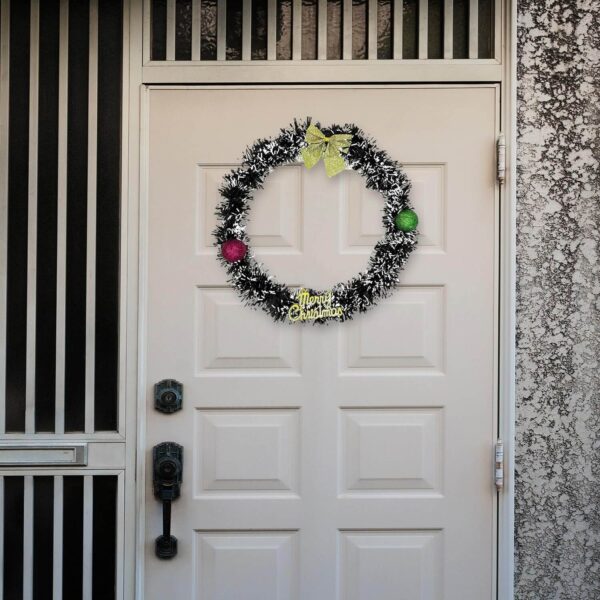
[153, 442, 183, 559]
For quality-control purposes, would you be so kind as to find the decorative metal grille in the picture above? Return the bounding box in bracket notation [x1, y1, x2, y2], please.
[150, 0, 497, 62]
[0, 0, 123, 435]
[0, 474, 120, 600]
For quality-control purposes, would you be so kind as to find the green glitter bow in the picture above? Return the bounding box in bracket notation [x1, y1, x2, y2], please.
[300, 124, 353, 177]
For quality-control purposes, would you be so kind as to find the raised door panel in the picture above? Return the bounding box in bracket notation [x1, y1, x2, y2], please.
[195, 532, 299, 600]
[194, 409, 300, 496]
[339, 531, 443, 600]
[339, 408, 443, 495]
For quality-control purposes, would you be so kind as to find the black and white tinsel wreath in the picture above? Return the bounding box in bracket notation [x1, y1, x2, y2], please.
[213, 119, 419, 324]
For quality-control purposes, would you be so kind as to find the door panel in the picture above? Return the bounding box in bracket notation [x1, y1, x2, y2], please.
[145, 86, 498, 600]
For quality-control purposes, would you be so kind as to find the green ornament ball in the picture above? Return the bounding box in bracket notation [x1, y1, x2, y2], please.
[394, 209, 419, 232]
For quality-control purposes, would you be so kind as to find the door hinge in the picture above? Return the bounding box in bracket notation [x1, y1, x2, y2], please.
[496, 133, 506, 184]
[495, 439, 504, 491]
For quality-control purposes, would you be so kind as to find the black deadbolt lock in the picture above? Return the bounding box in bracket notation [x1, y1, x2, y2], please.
[154, 379, 183, 414]
[153, 442, 183, 559]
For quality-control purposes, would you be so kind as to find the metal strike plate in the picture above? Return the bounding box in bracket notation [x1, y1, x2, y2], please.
[154, 379, 183, 414]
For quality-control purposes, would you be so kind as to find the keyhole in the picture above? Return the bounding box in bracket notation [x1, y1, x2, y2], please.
[162, 391, 176, 405]
[160, 461, 175, 478]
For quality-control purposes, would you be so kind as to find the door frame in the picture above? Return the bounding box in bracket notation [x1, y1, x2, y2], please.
[123, 2, 517, 598]
[137, 83, 512, 600]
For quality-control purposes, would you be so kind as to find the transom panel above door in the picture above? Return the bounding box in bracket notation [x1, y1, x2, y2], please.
[144, 85, 499, 599]
[141, 0, 505, 82]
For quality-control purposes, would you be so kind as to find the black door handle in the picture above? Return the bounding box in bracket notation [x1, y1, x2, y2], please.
[153, 442, 183, 559]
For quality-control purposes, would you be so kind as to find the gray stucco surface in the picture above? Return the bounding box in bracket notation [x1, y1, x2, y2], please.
[516, 0, 600, 597]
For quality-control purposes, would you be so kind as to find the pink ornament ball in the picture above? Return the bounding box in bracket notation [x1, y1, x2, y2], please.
[221, 239, 248, 263]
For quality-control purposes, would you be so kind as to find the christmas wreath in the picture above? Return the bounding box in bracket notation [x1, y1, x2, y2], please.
[214, 119, 419, 324]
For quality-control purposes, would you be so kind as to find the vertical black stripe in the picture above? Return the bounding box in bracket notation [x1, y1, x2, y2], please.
[326, 0, 342, 60]
[251, 0, 268, 59]
[3, 477, 24, 600]
[351, 0, 367, 60]
[453, 0, 469, 58]
[428, 0, 444, 59]
[151, 0, 167, 60]
[33, 477, 54, 600]
[65, 0, 89, 432]
[200, 0, 218, 60]
[478, 0, 493, 58]
[95, 0, 122, 432]
[63, 476, 84, 600]
[402, 0, 418, 59]
[35, 0, 61, 432]
[175, 0, 192, 60]
[376, 0, 393, 60]
[92, 476, 118, 599]
[5, 0, 30, 432]
[276, 0, 293, 60]
[226, 0, 243, 59]
[302, 0, 318, 60]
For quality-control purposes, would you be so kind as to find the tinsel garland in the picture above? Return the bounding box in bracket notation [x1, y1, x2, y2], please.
[214, 119, 418, 324]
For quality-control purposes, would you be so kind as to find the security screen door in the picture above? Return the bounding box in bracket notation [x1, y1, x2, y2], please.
[144, 86, 498, 600]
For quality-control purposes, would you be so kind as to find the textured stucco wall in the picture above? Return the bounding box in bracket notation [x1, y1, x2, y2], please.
[516, 0, 600, 597]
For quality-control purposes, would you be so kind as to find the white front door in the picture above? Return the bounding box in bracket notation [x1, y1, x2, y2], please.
[144, 85, 499, 600]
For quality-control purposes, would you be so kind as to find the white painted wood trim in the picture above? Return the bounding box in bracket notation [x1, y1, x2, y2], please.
[25, 0, 40, 435]
[53, 476, 64, 600]
[166, 0, 176, 60]
[85, 0, 99, 434]
[418, 0, 428, 59]
[444, 0, 453, 59]
[491, 82, 501, 600]
[0, 477, 3, 600]
[216, 0, 227, 60]
[83, 475, 94, 599]
[497, 1, 516, 598]
[0, 0, 10, 435]
[318, 0, 327, 60]
[392, 0, 403, 59]
[23, 476, 34, 600]
[343, 0, 352, 60]
[116, 471, 125, 600]
[120, 0, 135, 442]
[129, 17, 148, 600]
[135, 83, 151, 600]
[140, 60, 504, 82]
[242, 0, 252, 61]
[55, 0, 69, 435]
[0, 431, 124, 441]
[0, 468, 125, 477]
[368, 0, 377, 60]
[267, 0, 277, 60]
[469, 0, 479, 58]
[141, 61, 503, 83]
[191, 0, 201, 61]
